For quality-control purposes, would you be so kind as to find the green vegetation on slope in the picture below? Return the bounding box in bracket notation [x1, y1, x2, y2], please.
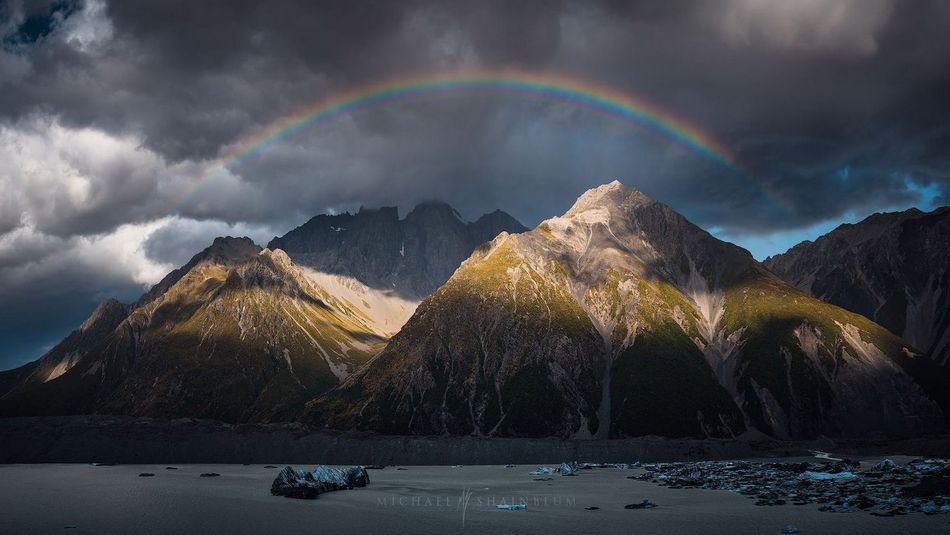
[610, 319, 744, 438]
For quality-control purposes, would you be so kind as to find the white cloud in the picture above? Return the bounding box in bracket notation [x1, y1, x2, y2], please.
[0, 219, 172, 297]
[142, 215, 278, 266]
[60, 0, 114, 53]
[0, 115, 299, 238]
[711, 0, 893, 55]
[0, 116, 171, 235]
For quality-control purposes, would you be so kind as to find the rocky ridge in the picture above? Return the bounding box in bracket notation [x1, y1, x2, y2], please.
[306, 182, 945, 439]
[764, 207, 950, 365]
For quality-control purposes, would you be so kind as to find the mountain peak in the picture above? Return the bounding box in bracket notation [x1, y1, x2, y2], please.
[405, 200, 463, 222]
[565, 180, 651, 217]
[203, 236, 262, 264]
[79, 298, 129, 333]
[136, 236, 262, 307]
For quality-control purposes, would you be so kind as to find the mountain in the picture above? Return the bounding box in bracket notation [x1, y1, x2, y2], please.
[267, 202, 529, 298]
[0, 202, 527, 423]
[305, 182, 945, 439]
[764, 207, 950, 365]
[0, 298, 129, 399]
[0, 237, 390, 422]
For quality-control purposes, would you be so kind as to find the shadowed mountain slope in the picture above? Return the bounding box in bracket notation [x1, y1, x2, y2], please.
[764, 207, 950, 366]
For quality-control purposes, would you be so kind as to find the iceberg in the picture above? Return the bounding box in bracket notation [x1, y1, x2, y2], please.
[271, 465, 370, 499]
[312, 465, 370, 490]
[800, 471, 856, 481]
[558, 462, 578, 476]
[874, 459, 897, 472]
[529, 466, 556, 476]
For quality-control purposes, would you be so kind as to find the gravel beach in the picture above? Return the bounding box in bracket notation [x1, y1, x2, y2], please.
[1, 460, 947, 534]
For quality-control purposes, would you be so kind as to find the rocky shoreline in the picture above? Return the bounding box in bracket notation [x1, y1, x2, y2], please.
[631, 457, 950, 517]
[2, 415, 949, 465]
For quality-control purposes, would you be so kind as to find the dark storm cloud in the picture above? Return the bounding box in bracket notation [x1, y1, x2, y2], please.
[2, 0, 950, 368]
[3, 0, 947, 233]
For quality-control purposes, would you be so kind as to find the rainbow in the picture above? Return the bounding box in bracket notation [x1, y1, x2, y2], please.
[173, 70, 749, 210]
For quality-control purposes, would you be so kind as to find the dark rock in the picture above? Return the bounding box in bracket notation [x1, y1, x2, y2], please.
[138, 473, 155, 477]
[625, 500, 657, 509]
[584, 506, 600, 510]
[200, 473, 220, 477]
[902, 475, 950, 498]
[638, 458, 950, 516]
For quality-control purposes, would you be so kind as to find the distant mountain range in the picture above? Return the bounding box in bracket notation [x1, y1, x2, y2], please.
[764, 206, 950, 366]
[1, 183, 946, 440]
[268, 201, 527, 299]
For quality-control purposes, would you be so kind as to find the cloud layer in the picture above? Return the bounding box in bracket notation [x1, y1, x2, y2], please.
[1, 0, 949, 368]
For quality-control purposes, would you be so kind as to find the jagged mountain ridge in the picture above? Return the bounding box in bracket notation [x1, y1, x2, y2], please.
[268, 202, 529, 298]
[0, 200, 528, 423]
[0, 238, 390, 422]
[764, 206, 950, 365]
[305, 182, 945, 439]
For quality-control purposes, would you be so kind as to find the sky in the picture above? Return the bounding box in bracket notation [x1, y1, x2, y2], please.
[1, 0, 949, 370]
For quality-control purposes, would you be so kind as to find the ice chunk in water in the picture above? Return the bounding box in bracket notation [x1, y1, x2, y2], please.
[799, 471, 856, 481]
[558, 462, 578, 476]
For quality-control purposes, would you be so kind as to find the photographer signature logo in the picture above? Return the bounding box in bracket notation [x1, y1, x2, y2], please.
[377, 487, 573, 529]
[457, 487, 473, 528]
